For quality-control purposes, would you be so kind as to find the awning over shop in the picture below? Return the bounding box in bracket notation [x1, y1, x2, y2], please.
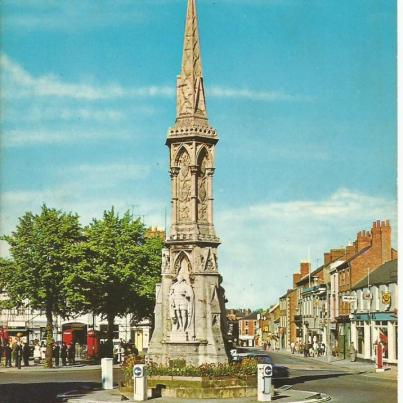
[351, 312, 397, 321]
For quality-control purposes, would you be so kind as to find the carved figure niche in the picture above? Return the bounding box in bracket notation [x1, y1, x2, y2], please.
[177, 150, 192, 222]
[197, 150, 209, 223]
[169, 255, 194, 333]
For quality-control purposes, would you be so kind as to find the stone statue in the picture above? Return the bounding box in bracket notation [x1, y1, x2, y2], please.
[162, 248, 170, 273]
[169, 260, 194, 332]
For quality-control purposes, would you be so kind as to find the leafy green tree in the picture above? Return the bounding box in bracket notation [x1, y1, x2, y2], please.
[0, 205, 83, 367]
[66, 208, 163, 356]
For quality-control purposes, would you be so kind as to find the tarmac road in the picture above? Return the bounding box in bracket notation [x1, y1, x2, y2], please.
[0, 353, 397, 403]
[267, 350, 397, 403]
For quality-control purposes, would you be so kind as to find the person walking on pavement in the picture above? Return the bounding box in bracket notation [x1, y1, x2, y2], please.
[5, 342, 12, 367]
[290, 341, 295, 354]
[33, 343, 41, 365]
[22, 342, 30, 367]
[350, 342, 357, 362]
[67, 343, 74, 365]
[61, 343, 67, 366]
[14, 339, 22, 369]
[53, 343, 60, 367]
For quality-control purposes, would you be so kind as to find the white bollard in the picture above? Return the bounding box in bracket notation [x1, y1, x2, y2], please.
[257, 363, 272, 401]
[101, 357, 114, 390]
[133, 364, 148, 401]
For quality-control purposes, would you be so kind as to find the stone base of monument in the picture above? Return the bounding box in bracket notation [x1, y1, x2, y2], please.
[148, 339, 228, 366]
[121, 375, 257, 399]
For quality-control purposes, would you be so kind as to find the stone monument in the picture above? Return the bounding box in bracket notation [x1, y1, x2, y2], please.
[147, 0, 229, 365]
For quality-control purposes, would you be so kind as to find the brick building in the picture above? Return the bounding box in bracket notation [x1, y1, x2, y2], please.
[350, 259, 398, 363]
[331, 220, 397, 358]
[238, 311, 259, 347]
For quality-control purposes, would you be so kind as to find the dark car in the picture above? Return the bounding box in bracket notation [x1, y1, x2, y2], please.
[232, 351, 289, 378]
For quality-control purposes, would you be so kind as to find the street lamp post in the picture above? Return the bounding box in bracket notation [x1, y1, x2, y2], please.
[326, 285, 332, 363]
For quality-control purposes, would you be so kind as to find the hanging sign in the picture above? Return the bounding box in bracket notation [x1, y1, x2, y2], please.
[363, 292, 372, 300]
[381, 291, 391, 305]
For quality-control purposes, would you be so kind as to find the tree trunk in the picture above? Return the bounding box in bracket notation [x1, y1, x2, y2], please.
[45, 308, 53, 368]
[106, 313, 115, 358]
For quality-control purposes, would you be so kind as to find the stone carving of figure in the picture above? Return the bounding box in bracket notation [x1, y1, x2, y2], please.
[177, 152, 191, 221]
[197, 153, 209, 222]
[161, 248, 170, 273]
[169, 259, 194, 332]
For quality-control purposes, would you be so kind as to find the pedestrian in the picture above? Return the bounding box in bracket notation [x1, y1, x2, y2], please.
[268, 341, 271, 351]
[61, 343, 67, 366]
[5, 342, 12, 367]
[313, 341, 319, 357]
[290, 341, 295, 354]
[349, 342, 356, 362]
[53, 343, 60, 366]
[14, 339, 22, 369]
[67, 344, 74, 365]
[34, 343, 41, 365]
[22, 342, 30, 366]
[40, 342, 46, 363]
[75, 342, 81, 361]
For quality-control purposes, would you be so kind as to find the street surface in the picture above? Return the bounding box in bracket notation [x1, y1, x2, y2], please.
[268, 351, 397, 403]
[0, 352, 397, 403]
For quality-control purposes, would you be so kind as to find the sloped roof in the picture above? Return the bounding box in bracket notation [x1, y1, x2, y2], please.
[336, 246, 371, 269]
[352, 260, 398, 290]
[297, 265, 325, 285]
[240, 311, 259, 320]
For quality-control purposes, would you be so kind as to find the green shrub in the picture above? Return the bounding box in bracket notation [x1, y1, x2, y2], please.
[122, 356, 258, 380]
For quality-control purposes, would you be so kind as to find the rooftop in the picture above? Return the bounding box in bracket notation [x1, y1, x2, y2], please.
[352, 259, 398, 290]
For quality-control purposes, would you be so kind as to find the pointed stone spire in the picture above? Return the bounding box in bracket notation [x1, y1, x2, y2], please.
[175, 0, 208, 127]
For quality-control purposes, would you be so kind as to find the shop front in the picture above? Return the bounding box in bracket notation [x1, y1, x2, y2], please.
[351, 312, 397, 364]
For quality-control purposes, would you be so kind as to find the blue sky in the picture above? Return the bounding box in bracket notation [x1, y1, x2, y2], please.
[0, 0, 397, 309]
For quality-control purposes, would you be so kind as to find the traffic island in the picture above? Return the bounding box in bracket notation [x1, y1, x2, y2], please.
[121, 375, 257, 399]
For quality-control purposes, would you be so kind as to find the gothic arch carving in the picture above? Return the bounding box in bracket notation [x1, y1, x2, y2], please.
[196, 145, 211, 167]
[174, 251, 192, 275]
[197, 148, 209, 222]
[174, 144, 193, 167]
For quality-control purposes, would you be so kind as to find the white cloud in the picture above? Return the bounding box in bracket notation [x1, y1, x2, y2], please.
[2, 129, 131, 147]
[1, 54, 308, 103]
[2, 0, 147, 32]
[216, 188, 397, 309]
[209, 86, 312, 102]
[64, 163, 151, 184]
[1, 54, 174, 101]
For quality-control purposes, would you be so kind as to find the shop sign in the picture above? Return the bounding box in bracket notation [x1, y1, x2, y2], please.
[381, 292, 391, 305]
[363, 292, 372, 300]
[342, 295, 357, 303]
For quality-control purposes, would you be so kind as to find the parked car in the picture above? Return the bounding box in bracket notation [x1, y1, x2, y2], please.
[232, 351, 289, 378]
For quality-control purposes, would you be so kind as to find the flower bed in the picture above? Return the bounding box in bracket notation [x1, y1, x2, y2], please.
[120, 356, 258, 399]
[122, 356, 258, 380]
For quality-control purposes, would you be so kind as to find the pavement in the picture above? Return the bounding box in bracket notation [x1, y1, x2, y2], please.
[63, 387, 331, 403]
[271, 349, 397, 380]
[0, 362, 122, 373]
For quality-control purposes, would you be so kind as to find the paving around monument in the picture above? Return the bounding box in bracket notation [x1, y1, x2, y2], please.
[0, 0, 397, 403]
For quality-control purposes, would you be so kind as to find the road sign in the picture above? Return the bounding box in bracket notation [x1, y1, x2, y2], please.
[264, 364, 273, 377]
[134, 366, 143, 377]
[342, 295, 357, 302]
